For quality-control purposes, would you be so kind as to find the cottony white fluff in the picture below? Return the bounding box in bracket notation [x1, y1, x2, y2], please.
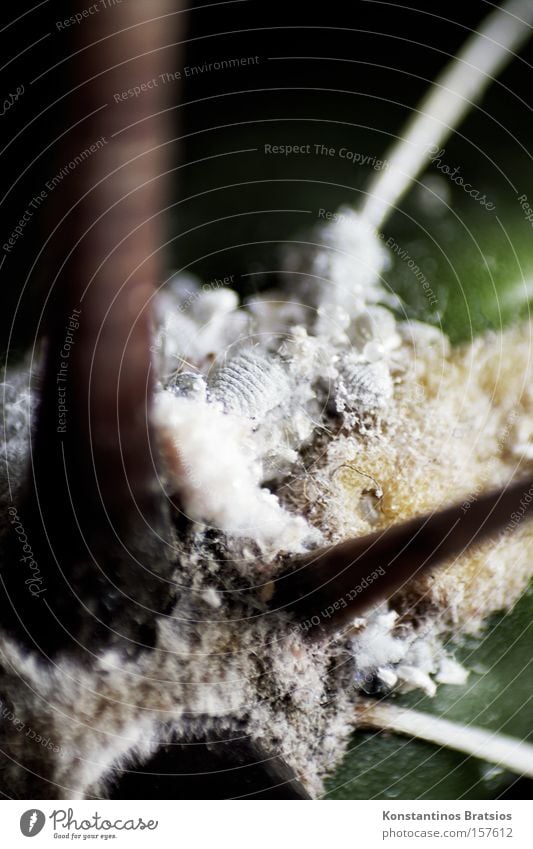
[1, 208, 532, 799]
[154, 392, 315, 553]
[152, 211, 406, 556]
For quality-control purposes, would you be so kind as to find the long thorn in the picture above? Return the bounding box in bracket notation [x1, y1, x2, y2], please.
[270, 477, 533, 639]
[362, 0, 533, 230]
[356, 701, 533, 780]
[4, 0, 180, 655]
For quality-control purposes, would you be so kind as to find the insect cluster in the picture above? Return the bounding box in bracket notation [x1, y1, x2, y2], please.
[1, 0, 533, 801]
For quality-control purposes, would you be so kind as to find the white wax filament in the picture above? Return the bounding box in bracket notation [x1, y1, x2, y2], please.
[362, 0, 533, 230]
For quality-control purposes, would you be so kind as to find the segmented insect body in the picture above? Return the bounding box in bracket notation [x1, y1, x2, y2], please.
[208, 349, 292, 419]
[167, 371, 207, 401]
[334, 356, 394, 423]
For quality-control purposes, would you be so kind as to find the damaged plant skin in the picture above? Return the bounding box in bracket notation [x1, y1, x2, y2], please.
[0, 0, 532, 801]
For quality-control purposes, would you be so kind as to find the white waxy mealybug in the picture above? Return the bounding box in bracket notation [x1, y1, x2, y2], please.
[208, 349, 292, 419]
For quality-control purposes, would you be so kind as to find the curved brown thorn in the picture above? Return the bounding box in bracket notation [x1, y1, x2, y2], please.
[270, 477, 533, 640]
[4, 1, 181, 655]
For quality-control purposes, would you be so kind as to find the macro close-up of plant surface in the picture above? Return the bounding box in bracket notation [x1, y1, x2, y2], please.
[0, 0, 533, 828]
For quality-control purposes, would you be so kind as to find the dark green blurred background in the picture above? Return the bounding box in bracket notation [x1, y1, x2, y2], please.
[1, 0, 532, 802]
[1, 0, 532, 357]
